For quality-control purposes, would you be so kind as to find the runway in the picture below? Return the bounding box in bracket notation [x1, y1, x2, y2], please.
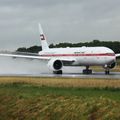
[0, 72, 120, 79]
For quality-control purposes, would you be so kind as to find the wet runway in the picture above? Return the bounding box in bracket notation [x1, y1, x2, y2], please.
[39, 72, 120, 79]
[0, 57, 120, 79]
[0, 72, 120, 79]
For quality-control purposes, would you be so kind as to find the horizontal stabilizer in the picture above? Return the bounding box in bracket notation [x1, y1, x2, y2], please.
[115, 54, 120, 57]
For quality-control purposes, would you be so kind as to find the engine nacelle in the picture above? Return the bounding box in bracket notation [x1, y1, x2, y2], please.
[47, 59, 63, 71]
[104, 62, 116, 69]
[108, 62, 116, 69]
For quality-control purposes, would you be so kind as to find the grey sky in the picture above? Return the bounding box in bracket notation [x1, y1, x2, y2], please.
[0, 0, 120, 51]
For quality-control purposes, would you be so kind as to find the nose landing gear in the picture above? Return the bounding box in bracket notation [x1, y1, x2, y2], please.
[104, 65, 110, 75]
[105, 70, 110, 75]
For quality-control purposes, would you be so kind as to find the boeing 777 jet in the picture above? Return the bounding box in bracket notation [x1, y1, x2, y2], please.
[0, 24, 120, 74]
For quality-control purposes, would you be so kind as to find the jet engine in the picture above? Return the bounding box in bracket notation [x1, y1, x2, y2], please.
[108, 62, 116, 69]
[104, 62, 116, 69]
[47, 59, 63, 71]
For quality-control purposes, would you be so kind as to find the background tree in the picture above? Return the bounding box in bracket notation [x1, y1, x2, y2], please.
[16, 40, 120, 53]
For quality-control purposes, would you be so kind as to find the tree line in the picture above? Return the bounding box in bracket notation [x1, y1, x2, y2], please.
[16, 40, 120, 53]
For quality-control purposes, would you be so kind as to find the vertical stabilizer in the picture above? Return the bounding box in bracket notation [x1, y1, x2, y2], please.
[38, 23, 49, 50]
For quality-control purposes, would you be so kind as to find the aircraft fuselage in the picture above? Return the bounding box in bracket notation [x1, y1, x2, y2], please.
[39, 46, 116, 66]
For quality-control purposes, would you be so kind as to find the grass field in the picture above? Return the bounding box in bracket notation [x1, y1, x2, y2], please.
[0, 77, 120, 120]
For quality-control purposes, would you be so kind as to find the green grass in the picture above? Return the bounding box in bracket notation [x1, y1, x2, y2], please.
[117, 58, 120, 65]
[0, 83, 120, 120]
[1, 83, 120, 100]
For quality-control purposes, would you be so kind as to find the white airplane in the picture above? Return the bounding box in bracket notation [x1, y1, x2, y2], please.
[0, 24, 120, 75]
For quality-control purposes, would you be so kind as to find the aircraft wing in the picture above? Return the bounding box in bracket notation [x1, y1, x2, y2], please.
[115, 54, 120, 57]
[0, 53, 76, 63]
[0, 53, 49, 60]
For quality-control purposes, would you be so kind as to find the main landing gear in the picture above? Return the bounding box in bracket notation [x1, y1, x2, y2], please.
[83, 66, 92, 74]
[53, 70, 63, 74]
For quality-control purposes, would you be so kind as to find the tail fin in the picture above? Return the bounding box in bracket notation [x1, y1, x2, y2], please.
[38, 23, 49, 50]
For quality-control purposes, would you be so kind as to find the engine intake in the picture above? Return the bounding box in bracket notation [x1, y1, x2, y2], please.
[47, 59, 63, 71]
[53, 60, 62, 70]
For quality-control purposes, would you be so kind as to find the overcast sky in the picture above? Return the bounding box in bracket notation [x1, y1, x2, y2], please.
[0, 0, 120, 51]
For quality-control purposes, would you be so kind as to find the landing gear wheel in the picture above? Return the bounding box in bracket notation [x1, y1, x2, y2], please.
[105, 70, 110, 75]
[53, 70, 63, 74]
[83, 69, 92, 74]
[83, 66, 92, 74]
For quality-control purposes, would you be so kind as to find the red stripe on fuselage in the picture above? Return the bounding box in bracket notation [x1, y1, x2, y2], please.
[40, 53, 115, 57]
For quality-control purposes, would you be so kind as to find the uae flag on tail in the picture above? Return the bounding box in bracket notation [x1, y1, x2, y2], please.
[40, 34, 45, 40]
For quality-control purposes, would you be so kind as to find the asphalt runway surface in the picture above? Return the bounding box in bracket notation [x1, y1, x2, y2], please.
[0, 72, 120, 79]
[39, 72, 120, 79]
